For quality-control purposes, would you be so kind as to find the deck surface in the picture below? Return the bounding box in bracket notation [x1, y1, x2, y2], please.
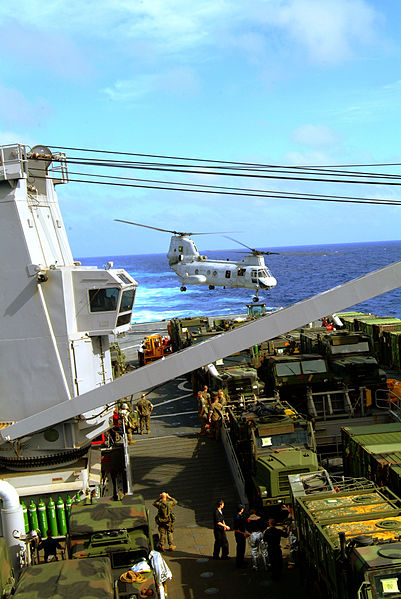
[129, 376, 304, 598]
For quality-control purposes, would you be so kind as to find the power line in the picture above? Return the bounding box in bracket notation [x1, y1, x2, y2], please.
[52, 169, 401, 205]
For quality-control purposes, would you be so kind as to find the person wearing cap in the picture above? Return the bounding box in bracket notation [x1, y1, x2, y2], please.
[233, 504, 248, 568]
[136, 394, 154, 435]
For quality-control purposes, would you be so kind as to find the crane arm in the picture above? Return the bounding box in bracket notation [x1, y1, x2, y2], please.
[3, 259, 401, 442]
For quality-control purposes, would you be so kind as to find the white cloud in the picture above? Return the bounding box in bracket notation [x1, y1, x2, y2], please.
[267, 0, 379, 64]
[102, 66, 200, 101]
[0, 0, 382, 65]
[292, 124, 341, 147]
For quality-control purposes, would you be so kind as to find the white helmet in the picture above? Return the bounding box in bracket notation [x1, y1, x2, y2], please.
[121, 403, 129, 410]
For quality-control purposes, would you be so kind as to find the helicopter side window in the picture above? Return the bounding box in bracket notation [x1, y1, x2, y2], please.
[195, 269, 199, 274]
[213, 271, 217, 276]
[178, 246, 183, 252]
[251, 269, 257, 284]
[225, 270, 231, 279]
[238, 268, 246, 276]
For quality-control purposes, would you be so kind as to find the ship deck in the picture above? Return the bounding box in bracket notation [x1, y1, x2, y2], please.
[128, 375, 304, 598]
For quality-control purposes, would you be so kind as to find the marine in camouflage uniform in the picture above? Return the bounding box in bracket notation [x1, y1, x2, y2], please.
[209, 396, 224, 440]
[118, 402, 138, 444]
[153, 492, 177, 551]
[197, 390, 209, 435]
[136, 394, 154, 434]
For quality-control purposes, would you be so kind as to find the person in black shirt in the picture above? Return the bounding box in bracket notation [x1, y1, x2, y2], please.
[263, 518, 288, 580]
[233, 504, 248, 567]
[38, 530, 63, 562]
[213, 499, 230, 559]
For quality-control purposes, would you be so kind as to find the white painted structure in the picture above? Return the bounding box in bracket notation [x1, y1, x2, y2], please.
[0, 144, 137, 465]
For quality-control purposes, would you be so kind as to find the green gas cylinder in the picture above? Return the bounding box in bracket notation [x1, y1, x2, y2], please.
[65, 495, 73, 530]
[56, 496, 67, 536]
[37, 498, 48, 536]
[20, 500, 29, 533]
[47, 497, 58, 537]
[74, 491, 81, 504]
[28, 499, 39, 532]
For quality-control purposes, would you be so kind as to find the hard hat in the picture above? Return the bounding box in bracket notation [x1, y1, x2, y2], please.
[121, 403, 129, 410]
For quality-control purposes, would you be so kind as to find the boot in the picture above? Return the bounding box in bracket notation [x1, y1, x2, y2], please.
[159, 545, 165, 552]
[168, 545, 176, 551]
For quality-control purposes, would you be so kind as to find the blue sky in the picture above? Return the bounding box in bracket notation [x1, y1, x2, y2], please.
[1, 0, 401, 257]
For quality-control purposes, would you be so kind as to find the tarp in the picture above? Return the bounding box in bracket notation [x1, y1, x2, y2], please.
[69, 494, 147, 535]
[14, 557, 114, 599]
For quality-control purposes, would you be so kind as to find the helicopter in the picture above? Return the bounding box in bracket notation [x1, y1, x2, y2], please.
[115, 220, 323, 301]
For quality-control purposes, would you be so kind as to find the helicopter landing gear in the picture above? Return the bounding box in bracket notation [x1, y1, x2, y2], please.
[209, 285, 215, 290]
[253, 296, 259, 302]
[180, 286, 187, 292]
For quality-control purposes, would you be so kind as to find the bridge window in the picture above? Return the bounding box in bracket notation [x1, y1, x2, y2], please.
[225, 270, 231, 279]
[89, 288, 119, 312]
[120, 289, 135, 312]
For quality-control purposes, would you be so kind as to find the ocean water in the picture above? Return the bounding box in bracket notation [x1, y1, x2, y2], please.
[79, 240, 401, 324]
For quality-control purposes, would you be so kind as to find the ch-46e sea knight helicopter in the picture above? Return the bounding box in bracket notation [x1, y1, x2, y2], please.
[115, 219, 305, 301]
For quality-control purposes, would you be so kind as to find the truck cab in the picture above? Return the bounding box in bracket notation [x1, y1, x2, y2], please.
[301, 330, 387, 388]
[68, 495, 156, 598]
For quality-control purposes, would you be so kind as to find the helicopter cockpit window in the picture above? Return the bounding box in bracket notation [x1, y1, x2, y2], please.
[238, 268, 246, 276]
[225, 270, 231, 279]
[89, 288, 119, 312]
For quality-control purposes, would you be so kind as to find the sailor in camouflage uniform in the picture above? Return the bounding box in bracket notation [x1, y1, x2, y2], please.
[153, 492, 177, 552]
[136, 394, 154, 435]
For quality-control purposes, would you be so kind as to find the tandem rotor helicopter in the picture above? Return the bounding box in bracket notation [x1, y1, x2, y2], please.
[115, 219, 325, 301]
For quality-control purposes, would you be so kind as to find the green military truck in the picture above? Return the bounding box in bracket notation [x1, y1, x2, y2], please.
[292, 480, 401, 599]
[300, 330, 387, 388]
[227, 399, 318, 508]
[13, 558, 114, 599]
[0, 538, 15, 598]
[194, 363, 263, 402]
[257, 353, 331, 399]
[68, 494, 157, 598]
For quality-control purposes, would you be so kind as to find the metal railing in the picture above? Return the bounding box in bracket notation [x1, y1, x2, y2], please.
[221, 421, 248, 507]
[375, 388, 401, 421]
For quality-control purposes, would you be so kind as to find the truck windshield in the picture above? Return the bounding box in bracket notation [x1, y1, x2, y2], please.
[330, 341, 370, 354]
[301, 359, 326, 374]
[372, 572, 401, 598]
[275, 362, 302, 376]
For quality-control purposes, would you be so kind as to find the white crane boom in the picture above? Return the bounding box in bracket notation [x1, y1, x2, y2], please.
[3, 258, 401, 442]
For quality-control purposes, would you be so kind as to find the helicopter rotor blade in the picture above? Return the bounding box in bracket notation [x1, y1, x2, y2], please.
[115, 220, 238, 237]
[224, 236, 257, 253]
[114, 219, 180, 234]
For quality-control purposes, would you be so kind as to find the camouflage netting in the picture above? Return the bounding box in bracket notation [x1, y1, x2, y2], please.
[13, 557, 113, 599]
[69, 494, 147, 535]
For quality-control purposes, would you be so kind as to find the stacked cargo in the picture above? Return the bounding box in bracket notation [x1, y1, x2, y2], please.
[294, 483, 401, 599]
[342, 423, 401, 497]
[382, 330, 401, 369]
[336, 312, 371, 331]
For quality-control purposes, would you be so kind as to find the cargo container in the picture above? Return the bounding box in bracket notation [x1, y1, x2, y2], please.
[342, 423, 401, 498]
[293, 480, 401, 599]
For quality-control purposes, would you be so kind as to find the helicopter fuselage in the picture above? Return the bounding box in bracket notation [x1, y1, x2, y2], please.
[167, 235, 277, 293]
